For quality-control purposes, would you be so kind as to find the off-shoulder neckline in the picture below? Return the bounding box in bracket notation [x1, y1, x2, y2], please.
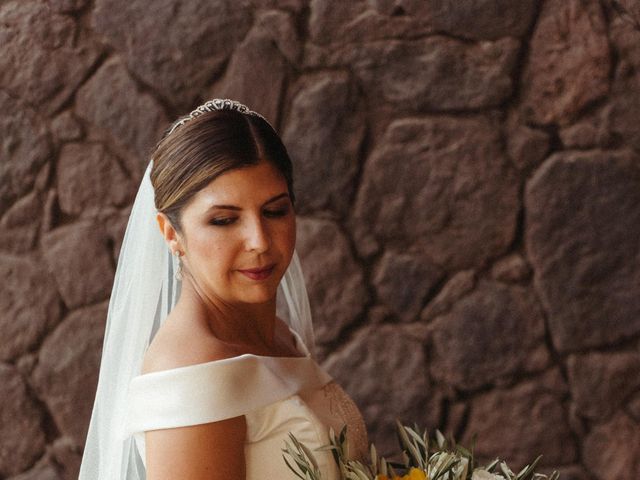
[135, 325, 311, 379]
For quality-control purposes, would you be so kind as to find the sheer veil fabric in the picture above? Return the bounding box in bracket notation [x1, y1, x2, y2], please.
[78, 160, 317, 479]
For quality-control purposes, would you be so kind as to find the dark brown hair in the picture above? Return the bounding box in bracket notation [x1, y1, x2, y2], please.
[150, 109, 296, 234]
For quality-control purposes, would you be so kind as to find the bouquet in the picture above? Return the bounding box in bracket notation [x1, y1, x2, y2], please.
[282, 420, 560, 480]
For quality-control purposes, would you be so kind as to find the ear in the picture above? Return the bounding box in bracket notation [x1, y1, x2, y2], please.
[156, 212, 184, 254]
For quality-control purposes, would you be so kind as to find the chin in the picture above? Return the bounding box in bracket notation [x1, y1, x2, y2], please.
[239, 290, 278, 306]
[237, 279, 280, 300]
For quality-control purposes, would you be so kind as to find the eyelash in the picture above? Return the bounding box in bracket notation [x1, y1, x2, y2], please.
[210, 209, 289, 226]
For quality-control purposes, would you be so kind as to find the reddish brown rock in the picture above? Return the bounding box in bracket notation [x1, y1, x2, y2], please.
[628, 391, 640, 421]
[0, 364, 46, 477]
[49, 0, 88, 12]
[612, 17, 640, 74]
[372, 250, 444, 322]
[211, 10, 297, 127]
[505, 113, 551, 173]
[47, 437, 82, 480]
[520, 0, 610, 125]
[421, 270, 476, 322]
[293, 217, 369, 347]
[605, 0, 640, 30]
[56, 143, 134, 217]
[92, 0, 252, 108]
[50, 112, 84, 143]
[583, 412, 640, 480]
[490, 253, 532, 283]
[8, 457, 62, 480]
[309, 0, 433, 45]
[312, 37, 519, 111]
[31, 303, 107, 447]
[41, 222, 115, 309]
[525, 150, 640, 351]
[251, 0, 304, 10]
[430, 0, 537, 40]
[350, 115, 519, 270]
[104, 208, 132, 264]
[558, 105, 613, 149]
[608, 15, 640, 152]
[41, 190, 59, 234]
[0, 1, 102, 114]
[16, 352, 38, 378]
[464, 370, 576, 469]
[34, 162, 52, 193]
[322, 324, 440, 456]
[0, 253, 61, 361]
[282, 74, 365, 216]
[0, 192, 43, 254]
[75, 58, 168, 174]
[567, 350, 640, 421]
[0, 91, 51, 218]
[428, 279, 550, 391]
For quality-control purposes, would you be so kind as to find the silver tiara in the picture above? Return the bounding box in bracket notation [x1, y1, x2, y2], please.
[166, 98, 270, 136]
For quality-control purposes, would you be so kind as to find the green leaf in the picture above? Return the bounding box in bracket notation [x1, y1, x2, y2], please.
[370, 443, 378, 476]
[406, 427, 427, 447]
[299, 442, 319, 470]
[485, 458, 500, 471]
[396, 422, 422, 467]
[380, 458, 388, 477]
[500, 461, 515, 480]
[282, 454, 306, 480]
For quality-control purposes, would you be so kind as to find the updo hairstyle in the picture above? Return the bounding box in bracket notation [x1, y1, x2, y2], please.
[150, 108, 296, 234]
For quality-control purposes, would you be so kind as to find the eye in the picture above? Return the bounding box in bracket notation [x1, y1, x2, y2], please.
[210, 217, 236, 226]
[264, 207, 289, 218]
[209, 207, 290, 226]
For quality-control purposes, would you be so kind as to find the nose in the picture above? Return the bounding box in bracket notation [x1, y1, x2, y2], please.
[243, 216, 271, 253]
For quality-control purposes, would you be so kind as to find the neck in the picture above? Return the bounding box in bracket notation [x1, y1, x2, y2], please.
[178, 279, 279, 349]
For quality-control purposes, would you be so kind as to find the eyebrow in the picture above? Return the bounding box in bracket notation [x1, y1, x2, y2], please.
[207, 193, 290, 211]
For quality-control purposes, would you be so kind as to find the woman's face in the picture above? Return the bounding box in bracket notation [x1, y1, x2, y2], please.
[172, 160, 296, 306]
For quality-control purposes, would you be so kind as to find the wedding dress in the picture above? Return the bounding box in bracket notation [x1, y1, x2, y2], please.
[79, 99, 368, 479]
[123, 326, 369, 479]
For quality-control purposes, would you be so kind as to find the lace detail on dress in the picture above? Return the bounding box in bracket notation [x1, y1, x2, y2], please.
[320, 381, 369, 462]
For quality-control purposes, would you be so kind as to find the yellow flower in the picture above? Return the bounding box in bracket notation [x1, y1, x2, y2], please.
[382, 468, 428, 480]
[407, 467, 428, 480]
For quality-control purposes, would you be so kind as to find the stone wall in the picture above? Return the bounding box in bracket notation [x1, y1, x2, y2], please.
[1, 1, 639, 479]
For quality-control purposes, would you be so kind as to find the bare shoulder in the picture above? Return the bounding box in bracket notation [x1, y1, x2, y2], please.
[141, 311, 235, 375]
[141, 311, 247, 479]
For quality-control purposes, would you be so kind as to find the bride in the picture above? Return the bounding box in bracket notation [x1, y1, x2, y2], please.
[78, 99, 368, 479]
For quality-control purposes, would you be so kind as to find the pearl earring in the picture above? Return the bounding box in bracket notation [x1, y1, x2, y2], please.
[173, 250, 183, 281]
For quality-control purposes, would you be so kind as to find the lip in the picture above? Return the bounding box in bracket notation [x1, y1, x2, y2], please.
[238, 263, 276, 274]
[238, 263, 276, 280]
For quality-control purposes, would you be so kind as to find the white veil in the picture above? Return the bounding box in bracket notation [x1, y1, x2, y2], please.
[78, 138, 315, 478]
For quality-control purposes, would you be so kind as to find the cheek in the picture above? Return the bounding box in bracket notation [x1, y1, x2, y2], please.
[189, 229, 234, 264]
[280, 217, 296, 252]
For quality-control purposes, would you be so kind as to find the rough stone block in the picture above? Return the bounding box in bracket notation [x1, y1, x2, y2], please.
[0, 253, 61, 361]
[520, 0, 610, 125]
[293, 217, 369, 347]
[0, 0, 102, 114]
[525, 150, 640, 351]
[282, 74, 365, 216]
[428, 279, 550, 391]
[0, 364, 46, 477]
[41, 222, 114, 309]
[350, 115, 519, 270]
[31, 303, 108, 447]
